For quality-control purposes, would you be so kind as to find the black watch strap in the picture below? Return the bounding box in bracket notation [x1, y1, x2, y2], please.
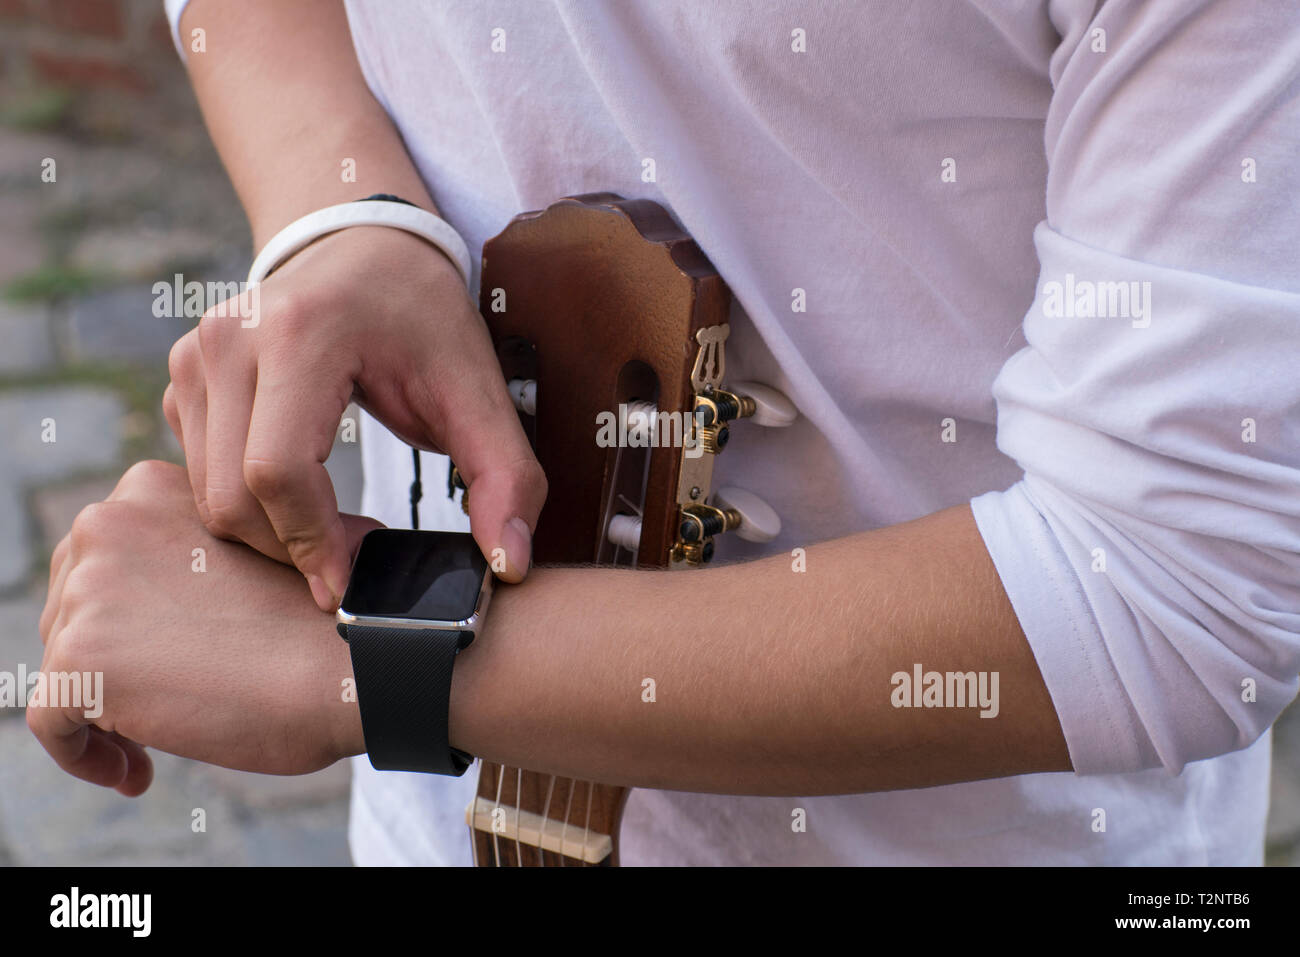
[343, 624, 473, 775]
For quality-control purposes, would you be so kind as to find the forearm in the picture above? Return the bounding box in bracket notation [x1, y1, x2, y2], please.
[180, 0, 436, 247]
[446, 503, 1072, 795]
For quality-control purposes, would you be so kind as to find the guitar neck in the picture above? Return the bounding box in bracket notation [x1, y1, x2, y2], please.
[463, 193, 746, 867]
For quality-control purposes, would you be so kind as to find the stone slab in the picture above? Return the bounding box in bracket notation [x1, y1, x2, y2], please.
[0, 590, 43, 695]
[0, 387, 122, 482]
[0, 720, 250, 866]
[0, 301, 55, 373]
[0, 479, 30, 590]
[66, 284, 194, 363]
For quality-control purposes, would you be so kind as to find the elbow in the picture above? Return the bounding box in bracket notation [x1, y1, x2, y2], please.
[1088, 543, 1300, 774]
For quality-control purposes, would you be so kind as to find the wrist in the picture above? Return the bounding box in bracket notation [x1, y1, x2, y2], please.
[271, 223, 468, 299]
[247, 197, 472, 288]
[313, 614, 365, 762]
[249, 186, 439, 257]
[444, 566, 533, 762]
[245, 116, 438, 250]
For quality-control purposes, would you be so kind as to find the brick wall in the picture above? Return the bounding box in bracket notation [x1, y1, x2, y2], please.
[0, 0, 186, 105]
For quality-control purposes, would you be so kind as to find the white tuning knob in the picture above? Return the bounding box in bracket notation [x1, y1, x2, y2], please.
[607, 514, 643, 551]
[507, 378, 537, 415]
[731, 381, 796, 428]
[624, 400, 658, 445]
[712, 486, 781, 543]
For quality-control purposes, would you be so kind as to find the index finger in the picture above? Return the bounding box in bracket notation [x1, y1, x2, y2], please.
[241, 358, 351, 611]
[25, 697, 146, 793]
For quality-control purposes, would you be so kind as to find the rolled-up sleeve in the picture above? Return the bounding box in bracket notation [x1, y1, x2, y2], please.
[971, 0, 1300, 774]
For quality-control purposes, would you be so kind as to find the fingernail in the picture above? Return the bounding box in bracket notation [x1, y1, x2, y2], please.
[307, 574, 336, 612]
[324, 564, 350, 608]
[501, 516, 532, 580]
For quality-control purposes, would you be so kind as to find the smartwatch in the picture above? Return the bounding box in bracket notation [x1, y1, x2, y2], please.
[337, 529, 492, 775]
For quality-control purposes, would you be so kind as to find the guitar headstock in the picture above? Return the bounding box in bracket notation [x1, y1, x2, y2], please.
[474, 192, 794, 570]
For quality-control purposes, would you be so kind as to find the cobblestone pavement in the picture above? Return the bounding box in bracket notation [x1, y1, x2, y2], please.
[1, 50, 1297, 870]
[0, 73, 361, 866]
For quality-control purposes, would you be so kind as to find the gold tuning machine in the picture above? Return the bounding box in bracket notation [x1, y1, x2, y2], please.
[674, 502, 743, 564]
[671, 487, 781, 565]
[692, 389, 754, 454]
[693, 382, 797, 454]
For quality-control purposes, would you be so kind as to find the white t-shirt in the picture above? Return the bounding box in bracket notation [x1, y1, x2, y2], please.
[167, 0, 1300, 865]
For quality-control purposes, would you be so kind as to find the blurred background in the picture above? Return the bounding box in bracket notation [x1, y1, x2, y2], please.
[0, 0, 1296, 866]
[0, 0, 361, 865]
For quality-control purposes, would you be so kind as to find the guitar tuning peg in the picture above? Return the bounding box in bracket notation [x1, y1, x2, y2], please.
[711, 486, 781, 543]
[674, 485, 781, 564]
[606, 513, 643, 551]
[507, 378, 537, 415]
[728, 381, 797, 428]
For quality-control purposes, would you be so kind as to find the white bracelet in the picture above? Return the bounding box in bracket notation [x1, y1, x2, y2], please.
[246, 200, 473, 287]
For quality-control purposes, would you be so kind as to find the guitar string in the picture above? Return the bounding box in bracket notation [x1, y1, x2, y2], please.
[469, 759, 481, 867]
[483, 763, 576, 866]
[492, 762, 505, 867]
[514, 766, 524, 867]
[559, 779, 575, 868]
[595, 440, 629, 564]
[539, 775, 557, 867]
[582, 780, 595, 868]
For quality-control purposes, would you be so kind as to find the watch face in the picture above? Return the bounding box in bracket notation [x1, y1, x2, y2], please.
[341, 529, 489, 624]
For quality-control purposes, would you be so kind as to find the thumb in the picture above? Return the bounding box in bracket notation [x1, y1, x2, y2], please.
[401, 328, 548, 581]
[434, 386, 547, 581]
[341, 513, 386, 563]
[461, 455, 548, 582]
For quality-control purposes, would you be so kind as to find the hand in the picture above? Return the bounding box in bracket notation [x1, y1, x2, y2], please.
[29, 461, 372, 796]
[164, 225, 547, 611]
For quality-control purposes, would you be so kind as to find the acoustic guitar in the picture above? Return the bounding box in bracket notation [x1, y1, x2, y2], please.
[453, 193, 795, 866]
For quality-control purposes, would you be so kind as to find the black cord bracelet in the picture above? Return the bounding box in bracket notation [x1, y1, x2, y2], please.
[354, 195, 425, 527]
[356, 193, 419, 208]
